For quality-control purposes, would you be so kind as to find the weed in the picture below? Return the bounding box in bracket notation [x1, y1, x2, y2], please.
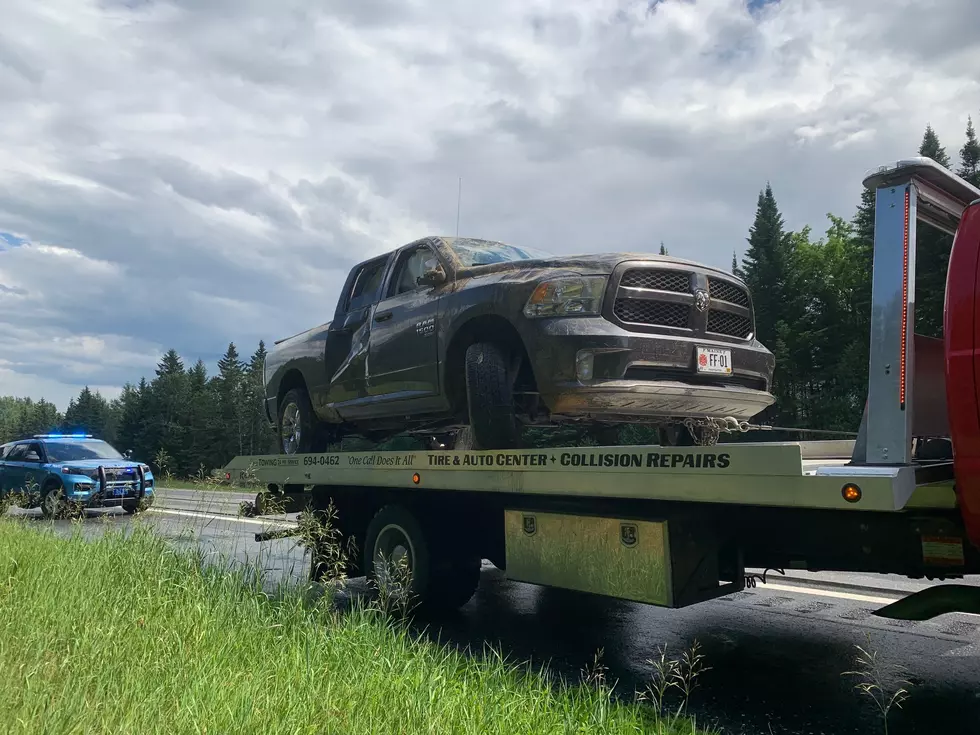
[842, 632, 913, 735]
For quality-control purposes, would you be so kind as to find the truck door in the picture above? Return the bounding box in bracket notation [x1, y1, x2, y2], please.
[323, 255, 390, 406]
[366, 242, 446, 402]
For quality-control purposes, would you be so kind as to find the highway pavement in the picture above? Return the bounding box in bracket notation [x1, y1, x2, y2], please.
[10, 487, 980, 735]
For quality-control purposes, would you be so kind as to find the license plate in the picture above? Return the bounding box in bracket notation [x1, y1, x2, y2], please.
[696, 346, 732, 375]
[113, 488, 127, 497]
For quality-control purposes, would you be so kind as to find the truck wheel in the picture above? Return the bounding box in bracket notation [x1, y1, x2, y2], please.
[452, 426, 475, 451]
[464, 342, 520, 450]
[278, 387, 322, 455]
[363, 504, 481, 613]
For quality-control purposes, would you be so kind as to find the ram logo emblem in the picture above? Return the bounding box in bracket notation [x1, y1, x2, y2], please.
[694, 289, 709, 313]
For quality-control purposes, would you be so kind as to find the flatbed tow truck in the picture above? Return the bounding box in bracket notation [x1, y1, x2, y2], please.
[225, 157, 980, 620]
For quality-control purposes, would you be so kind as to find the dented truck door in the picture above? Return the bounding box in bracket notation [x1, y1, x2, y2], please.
[364, 242, 447, 405]
[322, 255, 389, 407]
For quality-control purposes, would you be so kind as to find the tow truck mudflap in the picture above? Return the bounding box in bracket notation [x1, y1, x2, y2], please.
[503, 510, 744, 608]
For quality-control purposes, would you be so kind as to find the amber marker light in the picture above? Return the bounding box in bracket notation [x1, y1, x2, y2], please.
[412, 473, 421, 485]
[842, 483, 862, 503]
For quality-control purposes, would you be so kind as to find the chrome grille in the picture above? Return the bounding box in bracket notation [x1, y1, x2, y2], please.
[707, 310, 753, 338]
[614, 299, 690, 329]
[620, 269, 690, 293]
[707, 277, 749, 308]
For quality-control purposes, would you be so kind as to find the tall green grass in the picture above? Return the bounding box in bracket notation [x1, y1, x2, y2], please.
[0, 519, 709, 735]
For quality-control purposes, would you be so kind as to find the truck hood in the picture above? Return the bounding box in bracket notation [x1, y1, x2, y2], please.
[459, 252, 739, 280]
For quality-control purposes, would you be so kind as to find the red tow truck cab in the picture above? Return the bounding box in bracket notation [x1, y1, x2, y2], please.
[945, 199, 980, 549]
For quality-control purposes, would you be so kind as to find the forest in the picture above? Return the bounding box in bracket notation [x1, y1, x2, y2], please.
[3, 116, 979, 477]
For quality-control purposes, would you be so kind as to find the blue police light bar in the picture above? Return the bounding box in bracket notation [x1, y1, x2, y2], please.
[33, 433, 94, 439]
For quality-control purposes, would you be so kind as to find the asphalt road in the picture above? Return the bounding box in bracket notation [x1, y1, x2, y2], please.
[13, 488, 980, 735]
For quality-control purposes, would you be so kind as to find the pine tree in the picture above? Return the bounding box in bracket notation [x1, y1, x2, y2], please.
[246, 341, 275, 455]
[217, 343, 246, 459]
[959, 115, 980, 187]
[659, 242, 668, 256]
[731, 250, 742, 278]
[916, 125, 954, 338]
[741, 183, 799, 426]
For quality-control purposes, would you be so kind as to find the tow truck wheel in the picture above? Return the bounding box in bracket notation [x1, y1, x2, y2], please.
[278, 387, 321, 455]
[464, 342, 521, 450]
[40, 482, 66, 520]
[363, 504, 480, 613]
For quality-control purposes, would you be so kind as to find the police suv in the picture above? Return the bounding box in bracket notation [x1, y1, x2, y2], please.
[0, 434, 154, 518]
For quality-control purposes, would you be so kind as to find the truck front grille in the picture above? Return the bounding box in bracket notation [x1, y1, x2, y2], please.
[614, 299, 690, 329]
[607, 264, 755, 341]
[707, 310, 753, 339]
[707, 277, 750, 308]
[620, 269, 690, 293]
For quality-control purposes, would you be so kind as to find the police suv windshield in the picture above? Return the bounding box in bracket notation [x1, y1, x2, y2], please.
[448, 238, 552, 267]
[44, 440, 125, 463]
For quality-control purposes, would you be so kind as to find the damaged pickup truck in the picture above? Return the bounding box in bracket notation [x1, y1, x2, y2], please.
[264, 236, 776, 452]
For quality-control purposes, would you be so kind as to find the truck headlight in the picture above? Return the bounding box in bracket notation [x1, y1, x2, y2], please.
[523, 276, 607, 318]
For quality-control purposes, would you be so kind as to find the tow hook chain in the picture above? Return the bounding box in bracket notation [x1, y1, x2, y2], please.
[681, 416, 771, 446]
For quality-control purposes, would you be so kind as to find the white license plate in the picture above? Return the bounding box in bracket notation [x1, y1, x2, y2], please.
[696, 346, 732, 375]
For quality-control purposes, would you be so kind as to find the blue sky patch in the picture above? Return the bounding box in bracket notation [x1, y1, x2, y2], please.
[0, 232, 28, 251]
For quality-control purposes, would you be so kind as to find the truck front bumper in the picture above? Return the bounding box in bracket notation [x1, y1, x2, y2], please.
[520, 317, 776, 422]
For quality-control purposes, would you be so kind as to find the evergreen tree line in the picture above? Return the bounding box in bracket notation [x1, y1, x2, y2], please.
[0, 342, 277, 477]
[2, 115, 979, 466]
[739, 116, 980, 433]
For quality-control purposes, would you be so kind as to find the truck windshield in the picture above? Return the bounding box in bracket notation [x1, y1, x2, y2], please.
[44, 441, 125, 462]
[448, 238, 552, 267]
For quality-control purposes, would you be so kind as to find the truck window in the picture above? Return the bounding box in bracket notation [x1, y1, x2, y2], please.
[390, 246, 436, 296]
[346, 259, 387, 312]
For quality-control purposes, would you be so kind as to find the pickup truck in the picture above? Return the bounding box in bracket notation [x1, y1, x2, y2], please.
[263, 236, 776, 451]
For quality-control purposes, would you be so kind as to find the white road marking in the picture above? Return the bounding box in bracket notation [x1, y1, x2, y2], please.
[761, 582, 898, 605]
[147, 507, 296, 529]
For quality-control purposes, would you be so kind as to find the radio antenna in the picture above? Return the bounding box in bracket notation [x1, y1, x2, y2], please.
[455, 177, 462, 237]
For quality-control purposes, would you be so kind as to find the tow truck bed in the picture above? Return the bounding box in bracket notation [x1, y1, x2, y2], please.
[225, 440, 952, 513]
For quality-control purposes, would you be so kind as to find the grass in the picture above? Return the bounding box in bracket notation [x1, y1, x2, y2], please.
[0, 518, 711, 735]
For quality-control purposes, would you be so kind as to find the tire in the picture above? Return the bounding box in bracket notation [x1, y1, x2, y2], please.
[40, 483, 66, 520]
[278, 387, 327, 455]
[464, 342, 520, 450]
[452, 426, 476, 451]
[363, 504, 481, 613]
[123, 497, 152, 515]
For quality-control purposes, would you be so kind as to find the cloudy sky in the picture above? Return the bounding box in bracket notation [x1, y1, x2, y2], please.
[1, 0, 978, 410]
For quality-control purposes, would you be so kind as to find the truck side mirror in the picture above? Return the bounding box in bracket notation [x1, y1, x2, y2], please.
[417, 259, 447, 287]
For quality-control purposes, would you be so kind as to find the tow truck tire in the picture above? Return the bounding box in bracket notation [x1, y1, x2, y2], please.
[363, 504, 481, 613]
[40, 482, 66, 520]
[278, 387, 322, 455]
[464, 342, 520, 450]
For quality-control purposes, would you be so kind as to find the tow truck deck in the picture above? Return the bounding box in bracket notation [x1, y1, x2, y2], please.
[225, 155, 980, 619]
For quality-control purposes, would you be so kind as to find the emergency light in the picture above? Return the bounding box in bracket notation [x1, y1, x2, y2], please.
[33, 433, 94, 439]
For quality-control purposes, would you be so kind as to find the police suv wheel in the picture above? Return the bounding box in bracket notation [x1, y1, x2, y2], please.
[40, 484, 66, 519]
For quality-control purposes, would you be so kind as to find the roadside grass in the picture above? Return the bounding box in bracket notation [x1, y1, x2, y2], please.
[0, 518, 713, 735]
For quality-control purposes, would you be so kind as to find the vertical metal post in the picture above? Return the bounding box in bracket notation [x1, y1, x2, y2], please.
[865, 184, 917, 465]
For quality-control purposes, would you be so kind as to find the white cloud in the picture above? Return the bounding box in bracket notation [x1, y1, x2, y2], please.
[1, 0, 979, 403]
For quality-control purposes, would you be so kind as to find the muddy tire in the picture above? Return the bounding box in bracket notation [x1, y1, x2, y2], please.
[464, 342, 520, 450]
